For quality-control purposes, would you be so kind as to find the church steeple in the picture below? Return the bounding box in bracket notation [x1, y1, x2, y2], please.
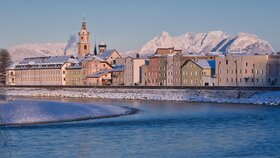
[94, 41, 97, 56]
[81, 16, 86, 30]
[77, 17, 91, 57]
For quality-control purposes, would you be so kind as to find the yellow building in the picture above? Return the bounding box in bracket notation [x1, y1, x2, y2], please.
[181, 59, 215, 86]
[65, 62, 84, 85]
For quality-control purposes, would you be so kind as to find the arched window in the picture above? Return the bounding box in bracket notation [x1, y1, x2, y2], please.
[84, 45, 87, 50]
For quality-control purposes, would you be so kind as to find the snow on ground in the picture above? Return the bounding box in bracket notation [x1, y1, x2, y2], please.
[2, 87, 280, 106]
[0, 99, 135, 125]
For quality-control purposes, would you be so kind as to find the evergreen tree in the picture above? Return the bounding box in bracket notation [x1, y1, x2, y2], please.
[0, 49, 12, 85]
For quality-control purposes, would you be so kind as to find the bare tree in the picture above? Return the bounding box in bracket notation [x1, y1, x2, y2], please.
[0, 49, 12, 85]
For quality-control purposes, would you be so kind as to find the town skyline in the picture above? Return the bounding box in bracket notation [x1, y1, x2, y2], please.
[0, 0, 280, 52]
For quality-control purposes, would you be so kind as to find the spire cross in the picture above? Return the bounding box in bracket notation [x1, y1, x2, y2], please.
[82, 15, 86, 22]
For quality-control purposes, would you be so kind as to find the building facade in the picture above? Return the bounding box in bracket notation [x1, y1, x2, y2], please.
[133, 58, 149, 85]
[6, 56, 76, 86]
[86, 69, 112, 86]
[111, 65, 125, 86]
[144, 56, 167, 86]
[98, 50, 122, 65]
[155, 48, 182, 56]
[124, 57, 133, 86]
[167, 53, 182, 86]
[216, 54, 280, 86]
[65, 63, 84, 85]
[181, 59, 215, 86]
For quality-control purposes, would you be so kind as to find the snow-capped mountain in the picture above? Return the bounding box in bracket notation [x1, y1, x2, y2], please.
[8, 35, 77, 61]
[7, 31, 275, 61]
[136, 31, 275, 55]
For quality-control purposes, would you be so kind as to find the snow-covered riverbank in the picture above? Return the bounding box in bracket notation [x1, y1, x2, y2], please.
[1, 87, 280, 105]
[0, 99, 136, 126]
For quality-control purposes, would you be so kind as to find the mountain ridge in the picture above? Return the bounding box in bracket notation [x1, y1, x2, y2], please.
[7, 31, 275, 61]
[136, 31, 275, 56]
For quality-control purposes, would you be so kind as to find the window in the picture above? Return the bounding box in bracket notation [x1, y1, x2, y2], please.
[226, 60, 228, 65]
[84, 45, 87, 50]
[246, 62, 248, 67]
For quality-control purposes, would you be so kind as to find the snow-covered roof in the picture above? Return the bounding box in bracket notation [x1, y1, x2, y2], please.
[6, 62, 18, 70]
[87, 65, 124, 78]
[14, 56, 76, 70]
[85, 53, 104, 61]
[111, 65, 125, 72]
[87, 69, 110, 78]
[66, 63, 82, 69]
[19, 56, 75, 65]
[195, 60, 215, 69]
[98, 50, 118, 60]
[182, 52, 206, 57]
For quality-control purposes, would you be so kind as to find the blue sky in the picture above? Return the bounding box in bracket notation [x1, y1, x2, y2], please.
[0, 0, 279, 52]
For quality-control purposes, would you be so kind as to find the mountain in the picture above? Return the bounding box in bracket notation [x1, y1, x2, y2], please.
[135, 31, 275, 56]
[7, 31, 275, 61]
[8, 35, 77, 62]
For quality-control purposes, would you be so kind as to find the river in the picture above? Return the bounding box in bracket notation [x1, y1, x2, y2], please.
[1, 97, 280, 157]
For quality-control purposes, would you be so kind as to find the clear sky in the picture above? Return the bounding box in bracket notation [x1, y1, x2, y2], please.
[0, 0, 279, 52]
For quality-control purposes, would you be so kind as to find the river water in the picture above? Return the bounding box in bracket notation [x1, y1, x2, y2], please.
[1, 97, 280, 158]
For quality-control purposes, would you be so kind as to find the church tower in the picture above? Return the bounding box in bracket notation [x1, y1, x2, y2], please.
[98, 41, 107, 54]
[77, 18, 91, 57]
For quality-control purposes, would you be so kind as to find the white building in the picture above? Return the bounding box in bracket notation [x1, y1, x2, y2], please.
[6, 56, 77, 86]
[124, 57, 149, 86]
[133, 58, 149, 85]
